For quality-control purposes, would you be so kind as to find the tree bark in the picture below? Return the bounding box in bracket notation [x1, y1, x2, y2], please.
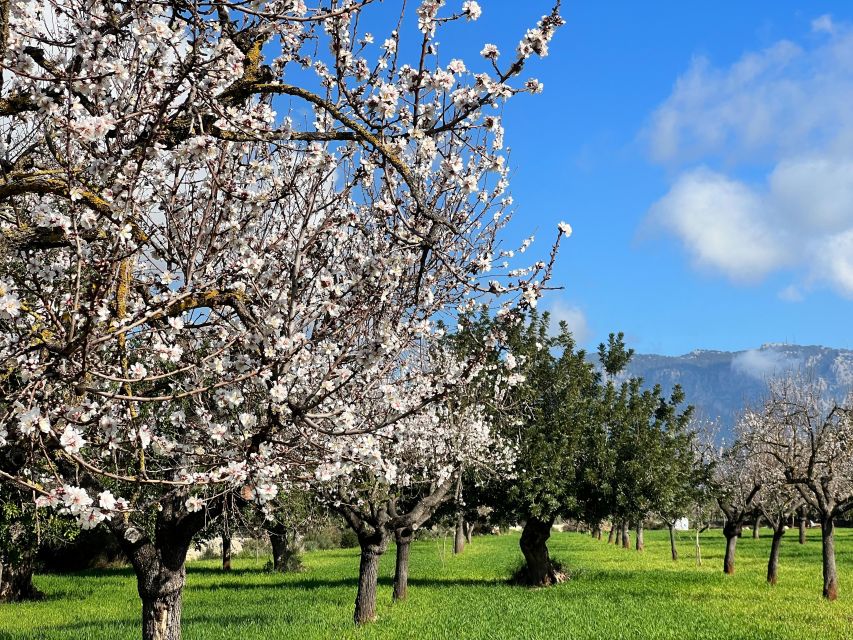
[767, 527, 784, 585]
[821, 516, 838, 601]
[392, 528, 412, 602]
[221, 533, 232, 572]
[621, 521, 630, 549]
[798, 512, 807, 544]
[453, 512, 465, 555]
[519, 517, 560, 586]
[607, 525, 615, 544]
[668, 524, 678, 561]
[354, 529, 388, 624]
[269, 530, 301, 572]
[132, 546, 188, 640]
[723, 521, 740, 575]
[108, 496, 220, 640]
[0, 555, 42, 602]
[464, 521, 474, 544]
[635, 521, 645, 552]
[752, 514, 760, 539]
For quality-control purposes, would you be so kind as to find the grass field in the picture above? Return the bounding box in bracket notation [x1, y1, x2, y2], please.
[1, 527, 852, 639]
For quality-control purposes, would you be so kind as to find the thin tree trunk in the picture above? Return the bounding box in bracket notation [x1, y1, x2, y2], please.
[354, 530, 388, 624]
[798, 513, 807, 544]
[821, 516, 838, 601]
[695, 524, 702, 566]
[465, 521, 474, 544]
[596, 527, 602, 541]
[453, 512, 465, 555]
[392, 528, 412, 602]
[621, 521, 630, 549]
[221, 533, 232, 571]
[519, 517, 561, 586]
[767, 527, 784, 585]
[668, 524, 678, 561]
[635, 521, 645, 552]
[752, 514, 760, 539]
[607, 525, 615, 544]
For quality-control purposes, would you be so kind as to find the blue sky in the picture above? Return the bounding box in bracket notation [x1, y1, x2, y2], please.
[430, 1, 853, 356]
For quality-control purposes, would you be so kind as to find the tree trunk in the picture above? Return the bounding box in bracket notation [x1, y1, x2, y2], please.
[635, 521, 645, 552]
[392, 528, 412, 602]
[722, 521, 740, 575]
[453, 513, 465, 555]
[133, 550, 188, 640]
[695, 525, 702, 566]
[596, 527, 602, 541]
[798, 513, 807, 544]
[821, 516, 838, 601]
[465, 521, 474, 544]
[354, 530, 388, 624]
[0, 555, 42, 602]
[752, 514, 760, 539]
[141, 588, 183, 640]
[269, 530, 301, 572]
[668, 524, 678, 561]
[621, 521, 630, 549]
[221, 533, 232, 571]
[767, 527, 784, 585]
[607, 525, 615, 544]
[519, 517, 560, 586]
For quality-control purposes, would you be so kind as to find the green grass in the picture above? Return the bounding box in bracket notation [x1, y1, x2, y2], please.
[2, 528, 852, 639]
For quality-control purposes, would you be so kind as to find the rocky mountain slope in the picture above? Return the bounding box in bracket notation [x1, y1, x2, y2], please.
[623, 343, 853, 438]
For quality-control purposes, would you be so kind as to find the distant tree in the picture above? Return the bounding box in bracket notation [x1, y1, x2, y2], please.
[712, 441, 762, 575]
[747, 375, 853, 600]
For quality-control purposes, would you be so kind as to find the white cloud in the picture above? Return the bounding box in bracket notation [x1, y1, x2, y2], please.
[813, 14, 834, 34]
[731, 348, 802, 381]
[649, 167, 788, 281]
[645, 18, 853, 297]
[547, 300, 591, 344]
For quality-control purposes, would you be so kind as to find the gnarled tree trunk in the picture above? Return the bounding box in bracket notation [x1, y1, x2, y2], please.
[722, 521, 740, 575]
[668, 523, 678, 561]
[354, 529, 388, 624]
[635, 521, 644, 552]
[821, 516, 838, 601]
[0, 556, 42, 603]
[221, 533, 231, 572]
[392, 528, 413, 602]
[519, 517, 560, 586]
[767, 526, 784, 585]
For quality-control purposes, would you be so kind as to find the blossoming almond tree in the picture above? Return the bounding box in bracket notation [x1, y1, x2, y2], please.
[314, 355, 517, 623]
[744, 375, 853, 600]
[0, 1, 564, 637]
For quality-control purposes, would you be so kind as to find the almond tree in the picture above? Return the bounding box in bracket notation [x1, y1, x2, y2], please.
[748, 375, 853, 600]
[712, 440, 762, 575]
[0, 1, 565, 638]
[319, 393, 512, 623]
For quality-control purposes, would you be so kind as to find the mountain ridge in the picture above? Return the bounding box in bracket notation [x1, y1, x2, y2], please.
[621, 343, 853, 437]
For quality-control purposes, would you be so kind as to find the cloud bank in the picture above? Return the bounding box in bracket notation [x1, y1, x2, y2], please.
[645, 17, 853, 298]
